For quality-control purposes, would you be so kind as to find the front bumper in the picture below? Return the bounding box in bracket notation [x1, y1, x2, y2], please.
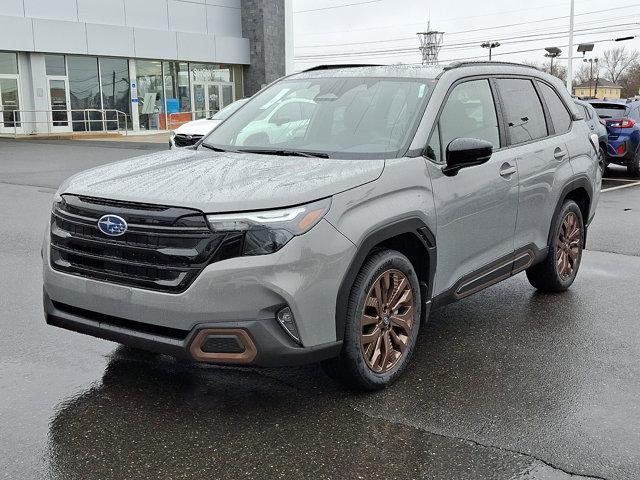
[44, 293, 342, 367]
[43, 218, 355, 365]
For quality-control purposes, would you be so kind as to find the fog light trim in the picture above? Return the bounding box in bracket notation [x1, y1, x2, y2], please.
[276, 307, 301, 344]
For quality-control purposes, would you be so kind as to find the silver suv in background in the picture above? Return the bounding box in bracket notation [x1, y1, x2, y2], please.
[43, 63, 601, 390]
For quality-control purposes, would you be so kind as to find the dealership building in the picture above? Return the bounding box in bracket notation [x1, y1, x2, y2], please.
[0, 0, 284, 135]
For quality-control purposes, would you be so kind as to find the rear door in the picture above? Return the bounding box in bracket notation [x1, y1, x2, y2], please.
[426, 78, 519, 296]
[494, 77, 574, 253]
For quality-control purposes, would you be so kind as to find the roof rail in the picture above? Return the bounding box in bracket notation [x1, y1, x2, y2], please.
[301, 64, 385, 72]
[443, 61, 539, 71]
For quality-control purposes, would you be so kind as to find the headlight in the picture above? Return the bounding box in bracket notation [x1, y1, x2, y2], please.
[170, 130, 176, 138]
[206, 198, 331, 256]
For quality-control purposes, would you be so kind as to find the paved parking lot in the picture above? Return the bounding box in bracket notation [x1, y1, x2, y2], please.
[1, 139, 639, 480]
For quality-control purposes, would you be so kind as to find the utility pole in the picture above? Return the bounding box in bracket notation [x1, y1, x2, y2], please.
[481, 42, 500, 61]
[417, 22, 444, 65]
[566, 0, 575, 91]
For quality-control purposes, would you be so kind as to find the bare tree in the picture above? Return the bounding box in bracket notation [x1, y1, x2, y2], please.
[620, 62, 640, 98]
[520, 60, 566, 81]
[574, 63, 596, 85]
[602, 46, 639, 84]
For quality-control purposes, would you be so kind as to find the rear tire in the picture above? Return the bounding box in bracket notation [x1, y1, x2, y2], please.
[526, 200, 584, 292]
[628, 152, 640, 177]
[322, 249, 421, 391]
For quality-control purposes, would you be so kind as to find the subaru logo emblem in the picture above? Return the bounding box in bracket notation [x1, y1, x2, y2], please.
[97, 214, 128, 236]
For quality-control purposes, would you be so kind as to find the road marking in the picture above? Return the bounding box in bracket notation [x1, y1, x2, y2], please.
[601, 181, 640, 193]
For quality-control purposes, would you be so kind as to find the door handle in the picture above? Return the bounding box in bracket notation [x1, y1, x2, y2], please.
[554, 147, 567, 159]
[499, 162, 517, 178]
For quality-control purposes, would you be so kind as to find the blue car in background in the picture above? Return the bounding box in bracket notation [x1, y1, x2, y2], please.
[588, 99, 640, 177]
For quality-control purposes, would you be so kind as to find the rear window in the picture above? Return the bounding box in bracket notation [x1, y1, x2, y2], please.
[591, 103, 628, 119]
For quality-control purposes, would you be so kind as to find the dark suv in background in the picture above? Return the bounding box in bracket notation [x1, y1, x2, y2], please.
[588, 99, 640, 176]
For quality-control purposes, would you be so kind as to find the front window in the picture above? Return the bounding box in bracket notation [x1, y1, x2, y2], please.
[202, 76, 435, 159]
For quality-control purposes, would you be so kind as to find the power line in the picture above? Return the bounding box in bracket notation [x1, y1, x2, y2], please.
[295, 16, 640, 50]
[294, 0, 383, 14]
[293, 24, 640, 59]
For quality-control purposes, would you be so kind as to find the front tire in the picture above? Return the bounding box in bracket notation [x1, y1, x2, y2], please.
[526, 200, 584, 292]
[322, 249, 421, 390]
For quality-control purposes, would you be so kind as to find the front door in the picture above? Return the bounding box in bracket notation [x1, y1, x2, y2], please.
[0, 76, 21, 134]
[192, 82, 234, 120]
[426, 78, 519, 296]
[47, 77, 72, 132]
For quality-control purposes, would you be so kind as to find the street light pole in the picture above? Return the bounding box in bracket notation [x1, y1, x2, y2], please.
[566, 0, 575, 91]
[481, 42, 500, 61]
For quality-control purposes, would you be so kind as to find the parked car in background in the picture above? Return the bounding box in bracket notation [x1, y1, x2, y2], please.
[44, 63, 601, 390]
[575, 99, 607, 173]
[169, 99, 249, 149]
[588, 99, 640, 177]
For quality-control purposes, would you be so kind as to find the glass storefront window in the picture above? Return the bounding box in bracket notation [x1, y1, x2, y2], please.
[136, 60, 164, 130]
[233, 65, 244, 100]
[164, 61, 190, 112]
[0, 52, 18, 75]
[68, 56, 101, 131]
[45, 55, 66, 76]
[100, 57, 130, 129]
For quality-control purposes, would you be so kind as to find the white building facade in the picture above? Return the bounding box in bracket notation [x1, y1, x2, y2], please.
[0, 0, 250, 134]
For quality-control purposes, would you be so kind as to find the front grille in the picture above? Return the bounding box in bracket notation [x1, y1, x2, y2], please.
[50, 195, 241, 293]
[173, 134, 203, 147]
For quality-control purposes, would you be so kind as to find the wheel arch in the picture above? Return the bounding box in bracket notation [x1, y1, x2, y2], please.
[334, 217, 436, 341]
[548, 177, 593, 246]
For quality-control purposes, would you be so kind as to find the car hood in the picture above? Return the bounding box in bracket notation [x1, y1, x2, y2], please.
[174, 119, 221, 136]
[58, 149, 385, 213]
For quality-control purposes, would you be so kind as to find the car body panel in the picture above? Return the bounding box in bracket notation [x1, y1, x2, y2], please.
[57, 149, 385, 213]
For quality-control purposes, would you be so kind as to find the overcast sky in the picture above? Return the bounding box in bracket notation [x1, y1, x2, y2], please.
[291, 0, 640, 75]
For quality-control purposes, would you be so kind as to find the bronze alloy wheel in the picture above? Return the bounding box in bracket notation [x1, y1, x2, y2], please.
[556, 211, 581, 280]
[361, 269, 414, 374]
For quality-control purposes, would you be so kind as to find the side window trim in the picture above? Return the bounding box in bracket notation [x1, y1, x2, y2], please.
[488, 77, 508, 149]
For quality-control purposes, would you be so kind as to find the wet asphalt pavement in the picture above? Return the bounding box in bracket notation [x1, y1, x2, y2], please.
[1, 140, 640, 480]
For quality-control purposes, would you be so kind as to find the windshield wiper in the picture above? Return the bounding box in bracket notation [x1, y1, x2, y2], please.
[200, 144, 239, 153]
[238, 149, 330, 158]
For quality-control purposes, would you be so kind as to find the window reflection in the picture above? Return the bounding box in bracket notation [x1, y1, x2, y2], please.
[136, 60, 164, 131]
[68, 56, 101, 132]
[100, 57, 130, 130]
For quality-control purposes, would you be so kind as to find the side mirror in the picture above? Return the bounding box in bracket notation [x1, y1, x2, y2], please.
[442, 138, 493, 176]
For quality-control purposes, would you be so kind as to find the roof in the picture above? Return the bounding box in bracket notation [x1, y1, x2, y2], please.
[574, 79, 622, 89]
[294, 61, 547, 81]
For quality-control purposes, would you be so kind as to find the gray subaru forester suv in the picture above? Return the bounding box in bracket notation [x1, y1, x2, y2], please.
[43, 63, 602, 390]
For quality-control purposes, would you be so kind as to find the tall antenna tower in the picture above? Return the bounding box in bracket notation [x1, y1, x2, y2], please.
[417, 22, 444, 65]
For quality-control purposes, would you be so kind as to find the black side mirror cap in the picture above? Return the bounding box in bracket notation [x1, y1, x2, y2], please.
[442, 137, 493, 177]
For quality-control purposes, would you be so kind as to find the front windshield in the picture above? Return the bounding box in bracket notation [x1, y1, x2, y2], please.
[202, 76, 435, 159]
[210, 99, 248, 120]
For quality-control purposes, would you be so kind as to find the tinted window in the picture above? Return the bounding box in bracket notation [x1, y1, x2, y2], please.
[496, 78, 547, 145]
[439, 79, 500, 152]
[539, 82, 571, 134]
[45, 54, 66, 76]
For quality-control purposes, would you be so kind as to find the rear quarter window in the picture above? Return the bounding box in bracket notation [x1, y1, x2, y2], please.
[538, 82, 572, 134]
